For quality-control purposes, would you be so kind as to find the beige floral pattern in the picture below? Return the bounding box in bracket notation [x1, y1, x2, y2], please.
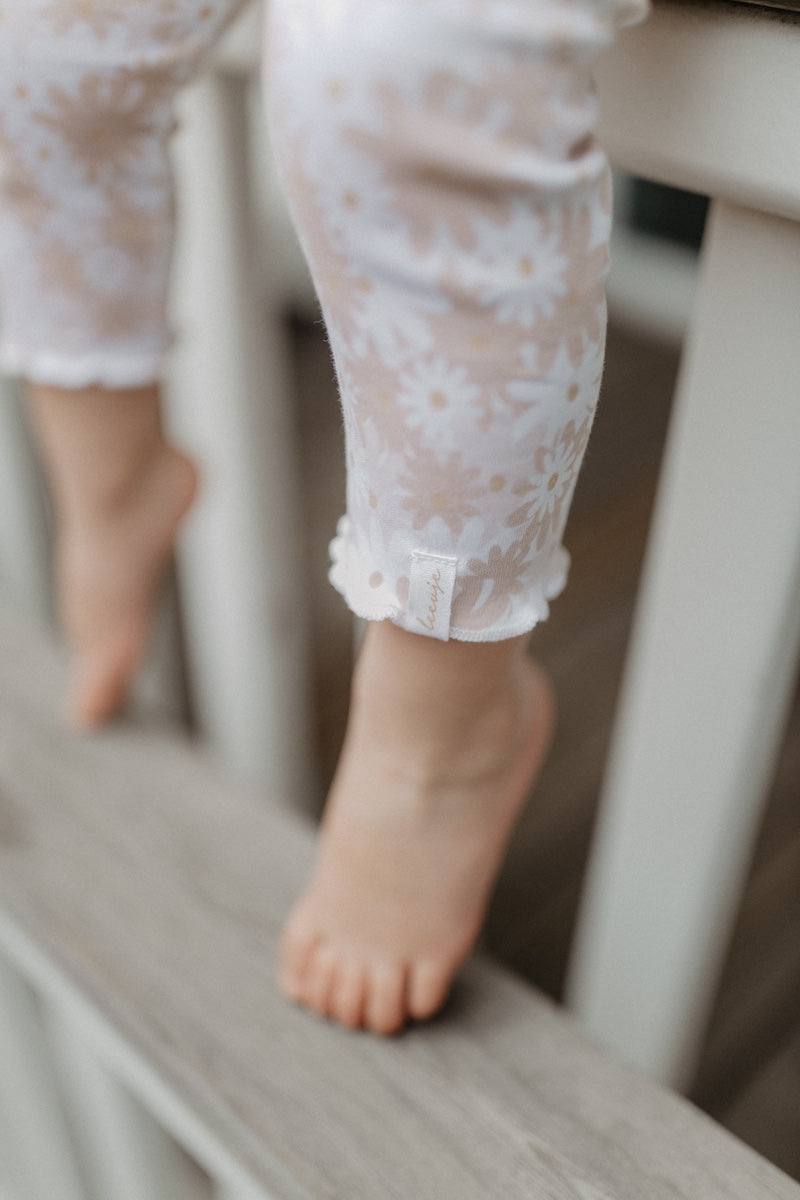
[0, 0, 249, 385]
[267, 0, 648, 638]
[33, 69, 176, 185]
[0, 0, 650, 639]
[505, 410, 595, 549]
[38, 0, 140, 41]
[398, 444, 487, 537]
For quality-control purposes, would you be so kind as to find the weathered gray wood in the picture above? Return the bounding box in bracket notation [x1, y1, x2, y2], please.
[0, 606, 798, 1200]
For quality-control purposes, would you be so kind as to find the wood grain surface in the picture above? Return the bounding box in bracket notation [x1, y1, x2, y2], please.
[0, 606, 798, 1200]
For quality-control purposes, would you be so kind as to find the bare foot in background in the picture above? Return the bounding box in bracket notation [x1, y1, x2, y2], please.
[27, 383, 197, 725]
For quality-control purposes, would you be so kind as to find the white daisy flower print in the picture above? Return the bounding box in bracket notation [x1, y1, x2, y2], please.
[396, 355, 481, 439]
[460, 199, 568, 331]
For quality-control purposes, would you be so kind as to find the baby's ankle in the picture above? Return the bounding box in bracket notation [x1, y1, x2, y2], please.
[354, 622, 528, 721]
[29, 382, 162, 516]
[348, 621, 534, 778]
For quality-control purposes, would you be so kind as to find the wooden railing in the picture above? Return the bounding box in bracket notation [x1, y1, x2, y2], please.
[1, 603, 799, 1200]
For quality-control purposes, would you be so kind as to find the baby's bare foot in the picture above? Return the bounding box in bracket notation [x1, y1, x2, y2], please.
[59, 442, 198, 725]
[279, 623, 554, 1034]
[27, 382, 198, 726]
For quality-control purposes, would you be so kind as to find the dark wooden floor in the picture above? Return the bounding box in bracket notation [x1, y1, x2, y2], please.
[289, 313, 800, 1182]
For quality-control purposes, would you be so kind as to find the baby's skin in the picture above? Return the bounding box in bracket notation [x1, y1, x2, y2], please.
[27, 382, 197, 726]
[280, 621, 554, 1032]
[28, 379, 553, 1031]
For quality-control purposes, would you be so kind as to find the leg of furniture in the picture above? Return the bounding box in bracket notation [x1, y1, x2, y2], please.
[567, 199, 800, 1088]
[167, 68, 314, 803]
[0, 378, 50, 623]
[47, 1006, 209, 1200]
[0, 957, 88, 1200]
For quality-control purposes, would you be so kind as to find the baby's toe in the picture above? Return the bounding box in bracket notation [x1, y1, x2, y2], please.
[408, 958, 452, 1023]
[70, 629, 141, 727]
[278, 912, 318, 1002]
[329, 958, 367, 1029]
[365, 961, 407, 1036]
[304, 942, 339, 1017]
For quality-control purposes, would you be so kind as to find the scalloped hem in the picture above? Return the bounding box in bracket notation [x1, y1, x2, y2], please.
[0, 340, 167, 390]
[329, 518, 571, 643]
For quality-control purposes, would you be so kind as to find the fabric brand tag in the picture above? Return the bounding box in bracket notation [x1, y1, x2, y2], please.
[409, 552, 458, 641]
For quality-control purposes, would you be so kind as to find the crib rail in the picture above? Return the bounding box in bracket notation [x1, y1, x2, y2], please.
[1, 604, 799, 1200]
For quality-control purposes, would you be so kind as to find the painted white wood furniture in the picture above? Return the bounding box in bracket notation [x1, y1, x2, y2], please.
[0, 381, 50, 626]
[567, 0, 800, 1089]
[165, 3, 316, 803]
[2, 605, 799, 1200]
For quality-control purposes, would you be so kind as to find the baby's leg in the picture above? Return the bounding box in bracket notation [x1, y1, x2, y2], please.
[267, 0, 647, 1030]
[27, 382, 197, 724]
[0, 0, 249, 721]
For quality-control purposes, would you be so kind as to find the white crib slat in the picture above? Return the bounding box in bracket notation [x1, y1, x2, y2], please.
[167, 66, 314, 803]
[567, 200, 800, 1089]
[0, 377, 50, 621]
[46, 1008, 211, 1200]
[0, 956, 87, 1200]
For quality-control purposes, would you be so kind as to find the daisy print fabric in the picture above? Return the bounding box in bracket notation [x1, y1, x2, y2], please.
[0, 0, 649, 642]
[266, 0, 648, 640]
[0, 0, 249, 387]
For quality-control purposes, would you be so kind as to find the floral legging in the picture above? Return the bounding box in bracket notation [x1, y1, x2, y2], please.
[0, 0, 648, 641]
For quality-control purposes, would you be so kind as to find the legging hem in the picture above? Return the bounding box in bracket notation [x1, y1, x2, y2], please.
[329, 522, 570, 642]
[0, 341, 166, 391]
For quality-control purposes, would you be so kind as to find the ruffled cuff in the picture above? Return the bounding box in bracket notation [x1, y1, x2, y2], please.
[329, 515, 571, 643]
[0, 335, 169, 390]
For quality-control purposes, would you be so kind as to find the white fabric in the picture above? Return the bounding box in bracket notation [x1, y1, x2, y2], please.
[0, 0, 649, 640]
